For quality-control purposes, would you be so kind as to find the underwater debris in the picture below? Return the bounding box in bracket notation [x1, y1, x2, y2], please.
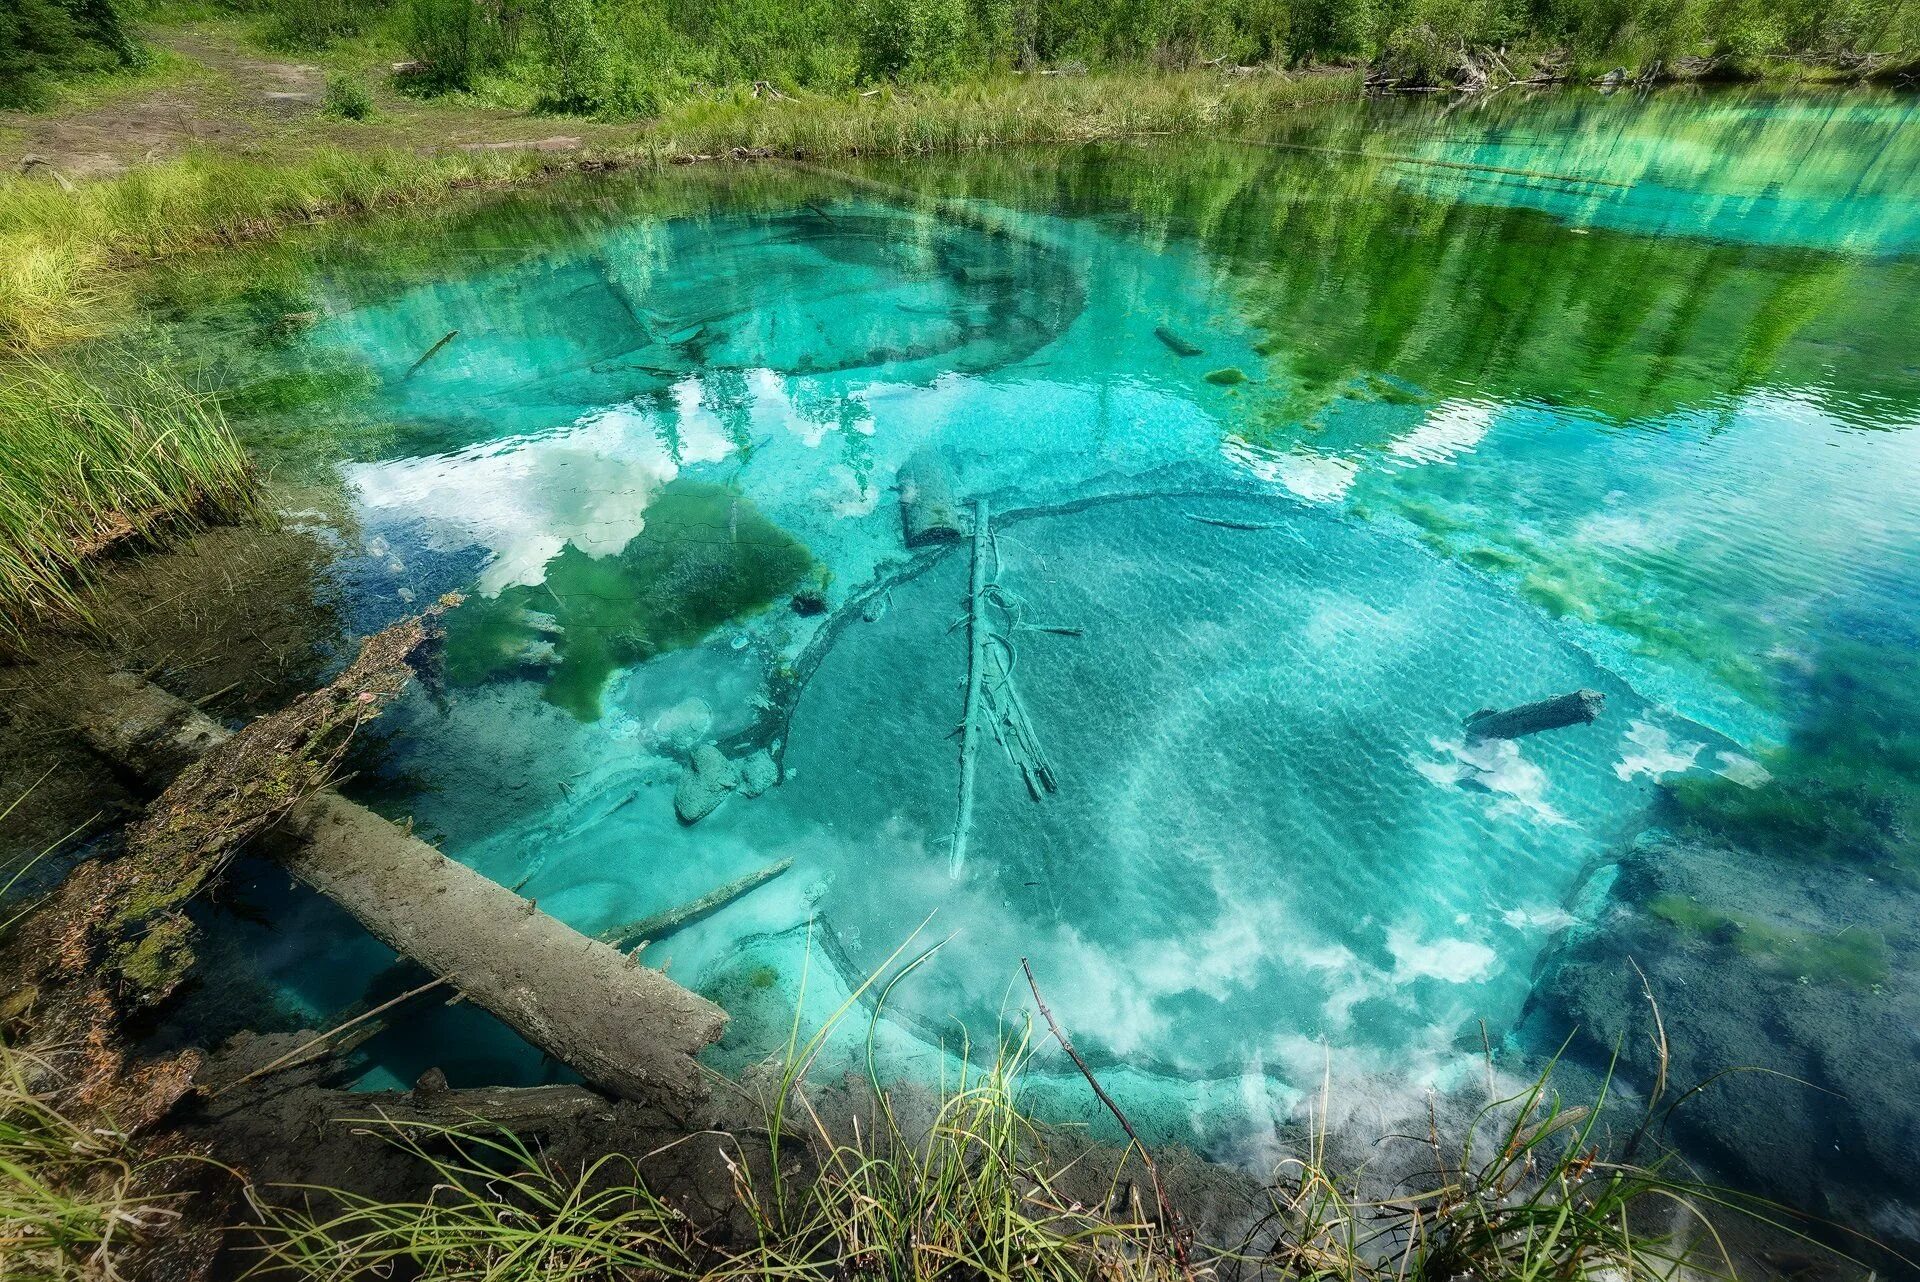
[898, 450, 967, 548]
[401, 329, 459, 381]
[1185, 512, 1286, 532]
[948, 499, 1061, 878]
[1465, 689, 1605, 740]
[739, 749, 780, 797]
[599, 858, 794, 952]
[951, 499, 993, 878]
[1154, 325, 1204, 357]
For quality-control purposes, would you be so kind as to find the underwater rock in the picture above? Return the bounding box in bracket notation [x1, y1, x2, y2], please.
[738, 750, 780, 798]
[1464, 689, 1604, 740]
[1526, 833, 1920, 1258]
[651, 697, 713, 750]
[1204, 367, 1247, 386]
[1154, 325, 1203, 357]
[674, 743, 741, 824]
[897, 450, 966, 548]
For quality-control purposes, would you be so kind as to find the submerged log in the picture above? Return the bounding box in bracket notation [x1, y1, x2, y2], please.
[1464, 689, 1605, 740]
[898, 450, 967, 549]
[950, 498, 992, 878]
[401, 329, 459, 380]
[69, 666, 726, 1110]
[599, 858, 794, 952]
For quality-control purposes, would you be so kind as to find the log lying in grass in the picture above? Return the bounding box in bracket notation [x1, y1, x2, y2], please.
[1464, 689, 1605, 740]
[69, 666, 726, 1111]
[350, 1082, 617, 1131]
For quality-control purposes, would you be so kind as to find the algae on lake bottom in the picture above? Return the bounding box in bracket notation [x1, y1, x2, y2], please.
[441, 480, 812, 719]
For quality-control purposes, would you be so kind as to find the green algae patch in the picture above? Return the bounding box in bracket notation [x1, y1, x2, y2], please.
[443, 481, 813, 720]
[1204, 367, 1247, 386]
[1649, 893, 1891, 989]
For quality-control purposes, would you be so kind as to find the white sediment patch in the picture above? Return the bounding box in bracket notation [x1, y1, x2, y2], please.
[1612, 717, 1704, 781]
[1413, 734, 1570, 826]
[1386, 925, 1497, 984]
[1387, 399, 1495, 466]
[1222, 436, 1360, 502]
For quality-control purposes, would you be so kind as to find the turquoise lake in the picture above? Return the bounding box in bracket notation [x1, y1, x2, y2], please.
[166, 88, 1920, 1212]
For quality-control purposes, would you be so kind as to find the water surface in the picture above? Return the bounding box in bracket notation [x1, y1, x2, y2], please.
[160, 89, 1920, 1196]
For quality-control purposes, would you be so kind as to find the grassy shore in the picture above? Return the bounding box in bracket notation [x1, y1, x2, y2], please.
[2, 1028, 1814, 1282]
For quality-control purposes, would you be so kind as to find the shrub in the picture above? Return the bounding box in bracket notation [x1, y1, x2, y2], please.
[0, 0, 143, 108]
[258, 0, 388, 49]
[321, 70, 375, 118]
[398, 0, 511, 93]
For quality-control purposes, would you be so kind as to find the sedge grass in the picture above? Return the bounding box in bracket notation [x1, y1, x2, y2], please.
[0, 353, 255, 635]
[0, 1042, 188, 1280]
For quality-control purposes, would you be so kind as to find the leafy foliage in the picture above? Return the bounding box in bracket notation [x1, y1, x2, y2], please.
[0, 0, 142, 108]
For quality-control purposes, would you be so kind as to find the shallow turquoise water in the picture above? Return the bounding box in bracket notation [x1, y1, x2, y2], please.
[179, 90, 1920, 1172]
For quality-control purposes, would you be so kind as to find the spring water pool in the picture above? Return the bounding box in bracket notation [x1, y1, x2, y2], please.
[172, 89, 1920, 1172]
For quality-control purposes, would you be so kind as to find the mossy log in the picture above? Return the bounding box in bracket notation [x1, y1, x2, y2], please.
[68, 666, 726, 1111]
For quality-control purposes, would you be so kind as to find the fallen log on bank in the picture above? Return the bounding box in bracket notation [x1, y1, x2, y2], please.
[65, 631, 726, 1111]
[1464, 689, 1605, 740]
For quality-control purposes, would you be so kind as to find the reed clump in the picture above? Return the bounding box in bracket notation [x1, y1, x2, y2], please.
[0, 354, 255, 635]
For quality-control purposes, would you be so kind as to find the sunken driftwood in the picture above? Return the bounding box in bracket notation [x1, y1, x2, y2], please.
[950, 499, 992, 878]
[68, 643, 726, 1111]
[1154, 325, 1204, 357]
[600, 858, 795, 952]
[402, 329, 459, 380]
[1464, 689, 1605, 740]
[898, 450, 967, 549]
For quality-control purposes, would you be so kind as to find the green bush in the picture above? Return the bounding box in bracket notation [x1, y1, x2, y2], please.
[321, 70, 376, 118]
[0, 0, 143, 108]
[397, 0, 511, 93]
[258, 0, 388, 49]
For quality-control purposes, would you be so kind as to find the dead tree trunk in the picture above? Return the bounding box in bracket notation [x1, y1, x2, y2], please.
[70, 671, 726, 1111]
[950, 498, 991, 878]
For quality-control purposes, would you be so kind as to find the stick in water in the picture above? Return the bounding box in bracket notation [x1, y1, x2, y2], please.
[210, 976, 450, 1096]
[1022, 957, 1193, 1278]
[402, 329, 460, 380]
[950, 499, 991, 878]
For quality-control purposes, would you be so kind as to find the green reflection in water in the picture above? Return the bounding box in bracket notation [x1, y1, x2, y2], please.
[442, 480, 813, 720]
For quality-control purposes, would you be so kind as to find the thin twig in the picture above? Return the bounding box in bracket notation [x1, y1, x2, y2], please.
[1022, 956, 1193, 1279]
[209, 976, 450, 1096]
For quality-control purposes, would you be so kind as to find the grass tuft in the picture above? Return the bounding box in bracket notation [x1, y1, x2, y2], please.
[0, 354, 254, 636]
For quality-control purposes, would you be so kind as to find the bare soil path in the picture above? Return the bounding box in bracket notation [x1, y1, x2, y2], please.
[1, 24, 615, 182]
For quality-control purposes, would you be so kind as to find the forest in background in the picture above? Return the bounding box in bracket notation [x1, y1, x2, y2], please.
[6, 0, 1918, 111]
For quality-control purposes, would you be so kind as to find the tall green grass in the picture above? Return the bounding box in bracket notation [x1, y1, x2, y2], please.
[0, 354, 255, 634]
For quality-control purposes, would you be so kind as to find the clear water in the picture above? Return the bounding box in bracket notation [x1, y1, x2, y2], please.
[171, 89, 1920, 1165]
